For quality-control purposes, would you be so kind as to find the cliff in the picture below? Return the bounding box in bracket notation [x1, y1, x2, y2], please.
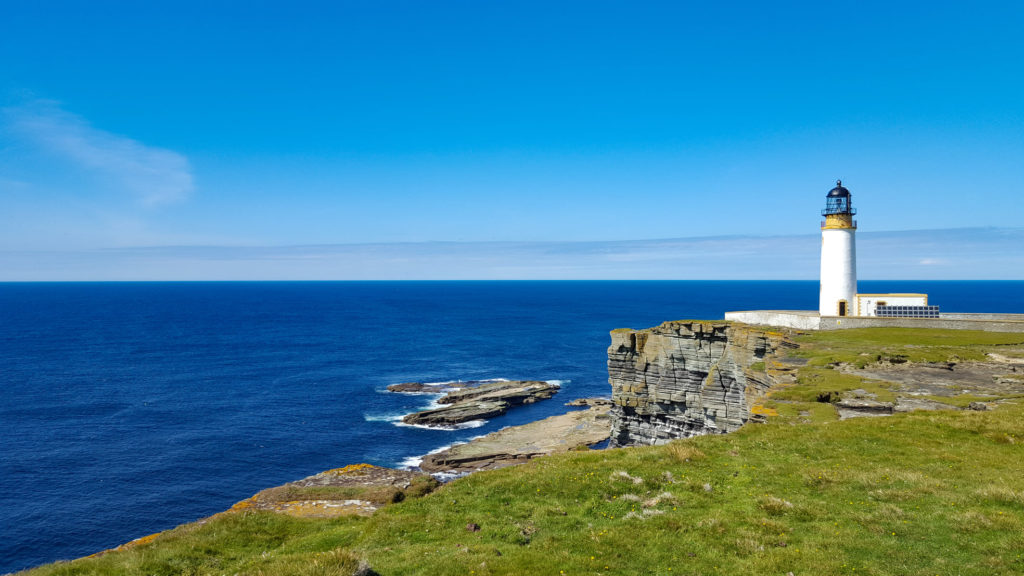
[608, 320, 794, 446]
[23, 327, 1024, 576]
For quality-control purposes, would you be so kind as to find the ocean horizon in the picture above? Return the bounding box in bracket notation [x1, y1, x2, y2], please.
[3, 280, 1023, 573]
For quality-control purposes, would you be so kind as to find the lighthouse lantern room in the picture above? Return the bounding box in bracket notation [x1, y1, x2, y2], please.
[819, 180, 857, 316]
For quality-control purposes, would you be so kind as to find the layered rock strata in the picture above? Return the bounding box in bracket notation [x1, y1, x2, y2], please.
[608, 321, 793, 447]
[399, 380, 560, 427]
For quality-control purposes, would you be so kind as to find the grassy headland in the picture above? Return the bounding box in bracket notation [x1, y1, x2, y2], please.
[23, 328, 1024, 576]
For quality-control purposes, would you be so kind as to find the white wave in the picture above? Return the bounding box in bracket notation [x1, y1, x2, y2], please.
[423, 396, 448, 411]
[420, 377, 511, 386]
[398, 441, 469, 470]
[362, 412, 406, 423]
[431, 470, 471, 482]
[385, 378, 521, 395]
[366, 392, 473, 427]
[545, 379, 570, 386]
[398, 455, 424, 469]
[393, 419, 486, 431]
[381, 384, 450, 396]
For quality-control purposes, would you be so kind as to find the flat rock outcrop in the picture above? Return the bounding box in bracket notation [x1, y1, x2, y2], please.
[232, 464, 438, 518]
[418, 404, 611, 474]
[566, 397, 612, 407]
[608, 321, 794, 447]
[386, 379, 505, 394]
[834, 358, 1024, 418]
[400, 380, 559, 427]
[402, 400, 510, 426]
[437, 380, 554, 404]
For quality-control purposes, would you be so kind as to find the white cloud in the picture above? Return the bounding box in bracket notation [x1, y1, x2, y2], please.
[2, 227, 1019, 281]
[3, 99, 193, 205]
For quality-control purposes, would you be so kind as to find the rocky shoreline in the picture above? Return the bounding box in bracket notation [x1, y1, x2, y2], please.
[388, 379, 561, 427]
[63, 323, 1024, 569]
[226, 396, 612, 517]
[90, 395, 611, 561]
[417, 401, 611, 474]
[215, 379, 610, 522]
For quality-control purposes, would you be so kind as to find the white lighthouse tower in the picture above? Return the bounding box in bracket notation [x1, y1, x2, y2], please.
[819, 180, 857, 317]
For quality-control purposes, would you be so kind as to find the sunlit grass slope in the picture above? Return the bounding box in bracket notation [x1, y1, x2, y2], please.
[24, 328, 1024, 576]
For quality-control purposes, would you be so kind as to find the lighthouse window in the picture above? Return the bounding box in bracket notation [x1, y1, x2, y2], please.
[876, 305, 940, 318]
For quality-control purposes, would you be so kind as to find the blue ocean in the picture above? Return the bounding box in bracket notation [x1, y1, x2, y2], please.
[2, 280, 1022, 573]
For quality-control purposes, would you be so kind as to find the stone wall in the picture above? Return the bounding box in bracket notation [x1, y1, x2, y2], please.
[726, 310, 1024, 333]
[607, 321, 793, 447]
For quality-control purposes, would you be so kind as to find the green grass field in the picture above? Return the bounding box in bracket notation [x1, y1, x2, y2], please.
[24, 328, 1024, 576]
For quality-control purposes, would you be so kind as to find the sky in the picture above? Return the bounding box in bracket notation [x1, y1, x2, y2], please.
[1, 1, 1022, 280]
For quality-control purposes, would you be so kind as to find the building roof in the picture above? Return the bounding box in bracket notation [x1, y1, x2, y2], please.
[827, 179, 850, 198]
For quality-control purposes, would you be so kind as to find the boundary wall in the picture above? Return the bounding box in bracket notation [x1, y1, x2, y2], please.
[724, 310, 1024, 333]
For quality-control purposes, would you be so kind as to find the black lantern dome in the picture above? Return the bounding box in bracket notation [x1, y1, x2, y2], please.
[822, 179, 856, 216]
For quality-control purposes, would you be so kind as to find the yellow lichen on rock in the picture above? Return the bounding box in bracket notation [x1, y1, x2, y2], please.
[750, 404, 779, 417]
[322, 463, 376, 476]
[230, 496, 258, 510]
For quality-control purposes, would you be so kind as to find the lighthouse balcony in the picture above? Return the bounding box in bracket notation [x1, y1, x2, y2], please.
[821, 207, 857, 217]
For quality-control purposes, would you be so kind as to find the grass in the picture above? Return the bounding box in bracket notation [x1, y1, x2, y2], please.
[21, 328, 1024, 576]
[790, 327, 1024, 367]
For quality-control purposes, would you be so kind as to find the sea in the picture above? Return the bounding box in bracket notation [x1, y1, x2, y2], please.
[2, 280, 1022, 573]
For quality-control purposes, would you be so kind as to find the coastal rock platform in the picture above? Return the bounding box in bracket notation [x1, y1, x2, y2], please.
[397, 380, 560, 427]
[231, 464, 439, 518]
[418, 404, 611, 474]
[833, 356, 1024, 418]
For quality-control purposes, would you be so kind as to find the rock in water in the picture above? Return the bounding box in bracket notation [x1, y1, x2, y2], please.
[401, 380, 560, 427]
[436, 380, 556, 404]
[386, 382, 436, 393]
[402, 400, 510, 426]
[419, 404, 611, 473]
[607, 321, 793, 447]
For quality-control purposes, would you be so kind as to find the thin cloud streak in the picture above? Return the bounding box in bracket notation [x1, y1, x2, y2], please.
[3, 100, 193, 205]
[1, 228, 1020, 281]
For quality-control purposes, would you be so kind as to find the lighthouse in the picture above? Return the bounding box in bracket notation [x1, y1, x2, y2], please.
[819, 180, 857, 316]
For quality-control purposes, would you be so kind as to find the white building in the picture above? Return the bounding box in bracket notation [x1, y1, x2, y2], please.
[818, 180, 937, 318]
[854, 293, 930, 317]
[818, 180, 858, 316]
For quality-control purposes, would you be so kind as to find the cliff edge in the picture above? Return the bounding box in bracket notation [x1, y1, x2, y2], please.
[608, 320, 794, 446]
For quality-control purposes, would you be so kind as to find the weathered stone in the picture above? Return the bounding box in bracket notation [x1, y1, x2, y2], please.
[386, 379, 501, 393]
[419, 405, 611, 473]
[233, 464, 436, 518]
[566, 397, 612, 407]
[607, 321, 793, 447]
[835, 398, 895, 413]
[400, 380, 560, 427]
[386, 382, 435, 393]
[402, 400, 509, 426]
[438, 380, 559, 405]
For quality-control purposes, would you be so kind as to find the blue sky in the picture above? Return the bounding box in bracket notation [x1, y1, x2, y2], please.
[1, 1, 1022, 279]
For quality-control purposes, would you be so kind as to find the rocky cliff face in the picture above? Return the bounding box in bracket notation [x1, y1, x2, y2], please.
[608, 321, 793, 447]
